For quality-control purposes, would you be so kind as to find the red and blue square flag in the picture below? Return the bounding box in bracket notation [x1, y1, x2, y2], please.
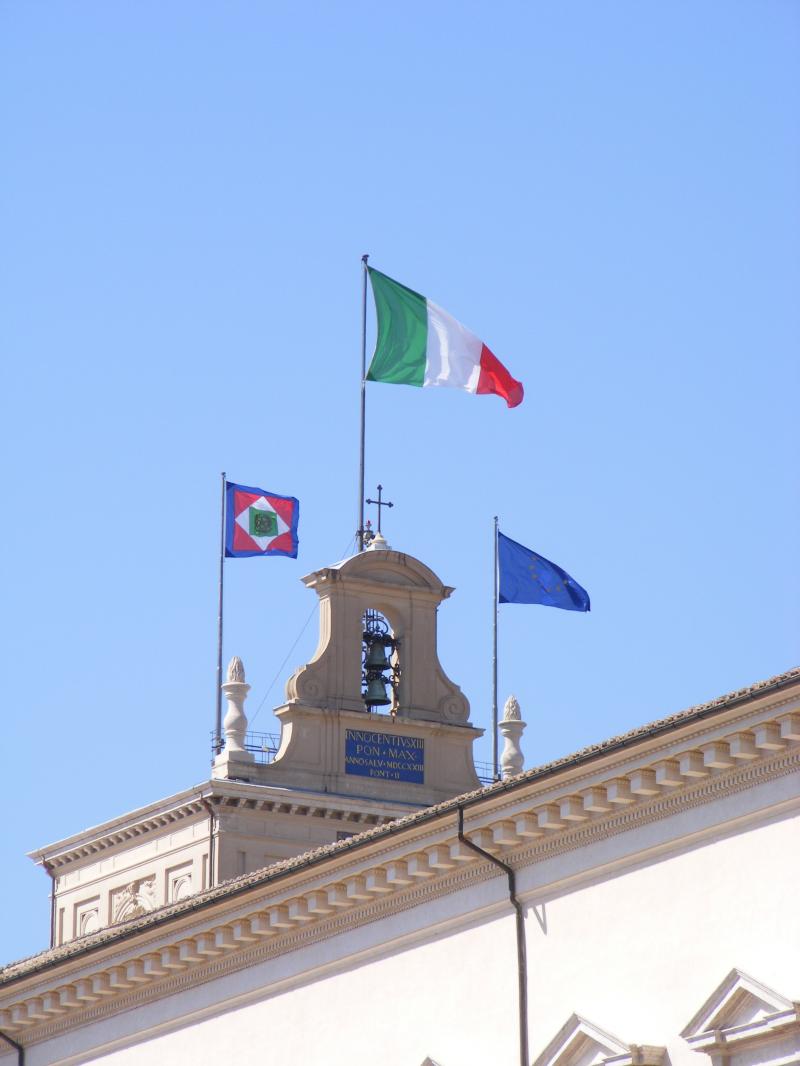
[225, 481, 299, 559]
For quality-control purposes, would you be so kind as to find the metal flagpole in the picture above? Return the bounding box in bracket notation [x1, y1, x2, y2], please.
[357, 254, 369, 551]
[493, 514, 499, 780]
[215, 471, 226, 756]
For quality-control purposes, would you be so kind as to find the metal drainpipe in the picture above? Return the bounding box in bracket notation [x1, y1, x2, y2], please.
[457, 805, 529, 1066]
[200, 799, 216, 888]
[0, 1031, 24, 1065]
[44, 861, 56, 948]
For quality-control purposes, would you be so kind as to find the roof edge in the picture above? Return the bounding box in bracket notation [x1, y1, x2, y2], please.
[4, 665, 798, 985]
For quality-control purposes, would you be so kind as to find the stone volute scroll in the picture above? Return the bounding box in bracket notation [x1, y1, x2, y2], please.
[499, 694, 526, 779]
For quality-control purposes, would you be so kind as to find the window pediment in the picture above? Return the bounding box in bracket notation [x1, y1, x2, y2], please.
[681, 970, 799, 1063]
[533, 1014, 665, 1066]
[682, 969, 794, 1038]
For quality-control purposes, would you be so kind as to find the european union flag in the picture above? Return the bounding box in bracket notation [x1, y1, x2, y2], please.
[498, 532, 590, 612]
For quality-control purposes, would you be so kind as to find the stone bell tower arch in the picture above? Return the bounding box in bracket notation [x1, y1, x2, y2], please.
[223, 538, 483, 806]
[286, 540, 470, 725]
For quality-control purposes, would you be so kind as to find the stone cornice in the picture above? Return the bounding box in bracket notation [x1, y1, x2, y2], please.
[685, 1008, 800, 1055]
[4, 862, 501, 1048]
[27, 787, 210, 868]
[2, 701, 798, 1046]
[501, 747, 799, 874]
[465, 697, 800, 827]
[29, 781, 411, 871]
[304, 549, 451, 598]
[33, 672, 795, 872]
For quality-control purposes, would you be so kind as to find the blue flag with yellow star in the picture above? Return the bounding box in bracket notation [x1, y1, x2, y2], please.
[498, 532, 590, 611]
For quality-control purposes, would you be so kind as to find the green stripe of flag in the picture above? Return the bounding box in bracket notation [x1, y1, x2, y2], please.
[366, 267, 428, 386]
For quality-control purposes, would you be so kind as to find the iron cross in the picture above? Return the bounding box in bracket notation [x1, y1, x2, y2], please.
[365, 484, 394, 534]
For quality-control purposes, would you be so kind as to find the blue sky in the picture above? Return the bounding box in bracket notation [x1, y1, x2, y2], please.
[1, 1, 797, 964]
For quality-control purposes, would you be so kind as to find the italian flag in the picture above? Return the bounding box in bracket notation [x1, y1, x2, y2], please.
[366, 268, 524, 408]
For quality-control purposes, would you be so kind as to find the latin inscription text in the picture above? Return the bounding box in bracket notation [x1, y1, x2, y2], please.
[344, 729, 424, 784]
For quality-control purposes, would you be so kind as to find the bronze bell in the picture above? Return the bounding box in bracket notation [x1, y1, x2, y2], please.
[364, 640, 391, 671]
[364, 677, 391, 707]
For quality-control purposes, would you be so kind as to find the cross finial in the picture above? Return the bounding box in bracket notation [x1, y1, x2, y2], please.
[365, 484, 394, 536]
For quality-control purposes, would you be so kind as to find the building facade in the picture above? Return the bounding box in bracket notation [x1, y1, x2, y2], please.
[1, 542, 797, 1066]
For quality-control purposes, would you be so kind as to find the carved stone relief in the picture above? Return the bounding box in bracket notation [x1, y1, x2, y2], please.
[111, 877, 157, 923]
[73, 896, 101, 941]
[167, 863, 194, 904]
[78, 909, 99, 937]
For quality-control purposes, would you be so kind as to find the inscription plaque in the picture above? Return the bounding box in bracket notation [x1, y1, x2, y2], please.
[344, 729, 424, 783]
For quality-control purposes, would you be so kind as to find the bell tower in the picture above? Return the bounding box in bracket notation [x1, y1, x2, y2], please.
[34, 537, 485, 947]
[214, 536, 483, 806]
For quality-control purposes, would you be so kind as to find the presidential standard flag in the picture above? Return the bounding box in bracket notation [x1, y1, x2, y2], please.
[498, 532, 590, 611]
[366, 267, 524, 408]
[225, 482, 299, 559]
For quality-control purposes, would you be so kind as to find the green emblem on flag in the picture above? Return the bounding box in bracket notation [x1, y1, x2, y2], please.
[250, 508, 278, 537]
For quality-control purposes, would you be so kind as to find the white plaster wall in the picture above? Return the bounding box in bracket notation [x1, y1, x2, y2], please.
[523, 808, 799, 1066]
[35, 913, 518, 1066]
